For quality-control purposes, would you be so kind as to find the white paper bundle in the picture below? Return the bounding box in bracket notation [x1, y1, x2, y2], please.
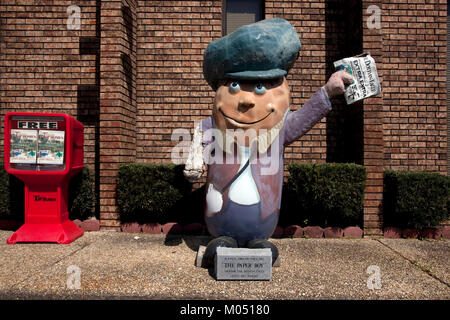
[334, 53, 381, 104]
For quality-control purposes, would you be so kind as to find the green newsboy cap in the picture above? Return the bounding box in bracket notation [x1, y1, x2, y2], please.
[203, 18, 302, 91]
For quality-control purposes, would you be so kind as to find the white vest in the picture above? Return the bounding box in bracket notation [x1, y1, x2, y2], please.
[205, 146, 261, 216]
[228, 146, 260, 205]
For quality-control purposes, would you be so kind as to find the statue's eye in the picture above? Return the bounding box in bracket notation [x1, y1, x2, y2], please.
[229, 81, 241, 93]
[254, 83, 266, 95]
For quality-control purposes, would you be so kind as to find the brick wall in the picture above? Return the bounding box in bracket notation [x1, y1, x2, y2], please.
[382, 0, 447, 174]
[448, 10, 450, 176]
[362, 0, 384, 236]
[99, 0, 137, 230]
[135, 0, 221, 167]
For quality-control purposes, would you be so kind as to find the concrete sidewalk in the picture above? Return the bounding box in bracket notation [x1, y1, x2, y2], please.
[0, 230, 448, 300]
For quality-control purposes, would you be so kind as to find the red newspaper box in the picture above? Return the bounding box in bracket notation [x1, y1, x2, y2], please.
[4, 112, 85, 244]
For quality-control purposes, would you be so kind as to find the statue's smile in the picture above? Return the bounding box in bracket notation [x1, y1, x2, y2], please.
[219, 108, 272, 125]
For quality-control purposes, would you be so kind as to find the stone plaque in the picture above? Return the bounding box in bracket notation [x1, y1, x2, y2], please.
[215, 247, 272, 281]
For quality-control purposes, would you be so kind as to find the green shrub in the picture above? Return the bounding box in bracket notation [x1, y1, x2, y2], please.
[0, 164, 24, 220]
[281, 163, 366, 227]
[383, 170, 450, 229]
[117, 163, 192, 223]
[68, 167, 96, 221]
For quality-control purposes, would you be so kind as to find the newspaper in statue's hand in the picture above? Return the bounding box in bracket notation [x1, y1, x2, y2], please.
[334, 53, 381, 105]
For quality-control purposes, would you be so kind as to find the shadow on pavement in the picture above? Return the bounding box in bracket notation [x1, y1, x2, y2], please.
[163, 234, 212, 252]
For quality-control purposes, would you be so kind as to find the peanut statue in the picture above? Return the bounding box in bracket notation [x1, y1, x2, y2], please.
[184, 18, 353, 267]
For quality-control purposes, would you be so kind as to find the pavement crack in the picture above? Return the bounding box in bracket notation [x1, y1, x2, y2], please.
[374, 239, 450, 288]
[8, 242, 92, 291]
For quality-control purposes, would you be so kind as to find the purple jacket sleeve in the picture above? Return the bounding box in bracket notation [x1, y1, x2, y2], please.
[283, 87, 332, 146]
[200, 116, 214, 146]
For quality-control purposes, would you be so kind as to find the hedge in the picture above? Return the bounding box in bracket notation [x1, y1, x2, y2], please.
[281, 163, 366, 228]
[116, 163, 367, 227]
[0, 164, 95, 221]
[0, 165, 24, 220]
[117, 163, 202, 224]
[383, 170, 450, 229]
[68, 167, 96, 221]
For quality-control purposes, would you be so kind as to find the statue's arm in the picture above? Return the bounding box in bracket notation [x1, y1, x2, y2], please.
[283, 87, 332, 146]
[283, 70, 354, 145]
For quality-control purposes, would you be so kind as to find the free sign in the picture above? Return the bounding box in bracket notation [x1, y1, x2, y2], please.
[17, 121, 58, 129]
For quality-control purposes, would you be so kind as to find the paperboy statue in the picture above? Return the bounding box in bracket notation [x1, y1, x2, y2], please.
[184, 18, 353, 266]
